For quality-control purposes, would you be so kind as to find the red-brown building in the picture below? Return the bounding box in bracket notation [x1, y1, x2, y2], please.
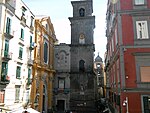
[105, 0, 150, 113]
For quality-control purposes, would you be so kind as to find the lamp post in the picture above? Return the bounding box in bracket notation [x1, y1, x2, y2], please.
[123, 97, 129, 113]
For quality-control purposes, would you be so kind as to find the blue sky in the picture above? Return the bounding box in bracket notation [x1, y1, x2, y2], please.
[23, 0, 107, 60]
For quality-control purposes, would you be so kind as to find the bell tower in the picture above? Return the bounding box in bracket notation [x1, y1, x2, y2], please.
[69, 0, 96, 112]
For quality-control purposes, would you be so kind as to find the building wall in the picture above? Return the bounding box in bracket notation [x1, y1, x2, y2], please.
[105, 0, 150, 113]
[0, 0, 35, 112]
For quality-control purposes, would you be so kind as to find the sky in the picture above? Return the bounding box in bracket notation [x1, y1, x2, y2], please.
[23, 0, 107, 60]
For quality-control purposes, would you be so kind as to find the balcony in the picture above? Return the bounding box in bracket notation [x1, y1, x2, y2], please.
[53, 88, 70, 94]
[0, 75, 10, 85]
[4, 32, 14, 40]
[64, 88, 70, 94]
[20, 16, 26, 27]
[27, 59, 33, 66]
[29, 45, 34, 51]
[2, 52, 12, 61]
[30, 26, 34, 33]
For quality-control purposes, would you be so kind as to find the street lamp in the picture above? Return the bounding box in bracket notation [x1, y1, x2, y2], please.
[123, 97, 129, 113]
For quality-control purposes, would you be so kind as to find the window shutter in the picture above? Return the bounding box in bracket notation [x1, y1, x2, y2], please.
[142, 21, 148, 39]
[16, 66, 21, 78]
[9, 18, 12, 34]
[19, 47, 23, 58]
[28, 68, 31, 78]
[30, 36, 32, 44]
[4, 40, 9, 56]
[143, 96, 149, 113]
[21, 28, 24, 39]
[136, 21, 141, 39]
[6, 17, 11, 34]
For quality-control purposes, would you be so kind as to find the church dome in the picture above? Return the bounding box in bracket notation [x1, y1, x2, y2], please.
[95, 53, 103, 62]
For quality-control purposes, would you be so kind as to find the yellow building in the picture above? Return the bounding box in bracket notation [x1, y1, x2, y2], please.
[31, 16, 57, 113]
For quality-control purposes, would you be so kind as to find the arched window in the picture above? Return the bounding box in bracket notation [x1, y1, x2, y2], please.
[79, 60, 85, 72]
[44, 41, 49, 63]
[79, 8, 85, 17]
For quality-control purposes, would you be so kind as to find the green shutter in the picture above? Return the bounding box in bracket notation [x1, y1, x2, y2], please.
[1, 62, 8, 81]
[16, 66, 21, 78]
[28, 68, 31, 84]
[30, 36, 32, 47]
[19, 47, 23, 58]
[28, 68, 31, 78]
[4, 40, 9, 57]
[21, 28, 24, 40]
[6, 17, 11, 34]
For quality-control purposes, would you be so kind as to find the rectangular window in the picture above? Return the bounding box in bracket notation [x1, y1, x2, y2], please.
[58, 78, 65, 89]
[6, 17, 11, 34]
[16, 66, 21, 79]
[15, 85, 20, 101]
[113, 64, 116, 84]
[25, 90, 30, 102]
[116, 59, 120, 83]
[115, 28, 118, 45]
[30, 36, 32, 47]
[143, 96, 150, 113]
[136, 21, 148, 39]
[135, 0, 144, 5]
[20, 28, 24, 40]
[4, 40, 9, 57]
[1, 62, 8, 81]
[112, 38, 114, 52]
[140, 66, 150, 82]
[28, 68, 31, 83]
[19, 47, 23, 59]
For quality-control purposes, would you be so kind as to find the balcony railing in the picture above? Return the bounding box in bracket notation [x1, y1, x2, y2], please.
[27, 59, 33, 66]
[4, 31, 14, 39]
[2, 52, 12, 61]
[20, 16, 26, 27]
[53, 88, 70, 94]
[0, 75, 10, 85]
[30, 26, 34, 33]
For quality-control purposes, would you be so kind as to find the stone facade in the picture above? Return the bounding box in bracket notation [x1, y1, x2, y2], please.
[54, 43, 70, 112]
[69, 0, 96, 112]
